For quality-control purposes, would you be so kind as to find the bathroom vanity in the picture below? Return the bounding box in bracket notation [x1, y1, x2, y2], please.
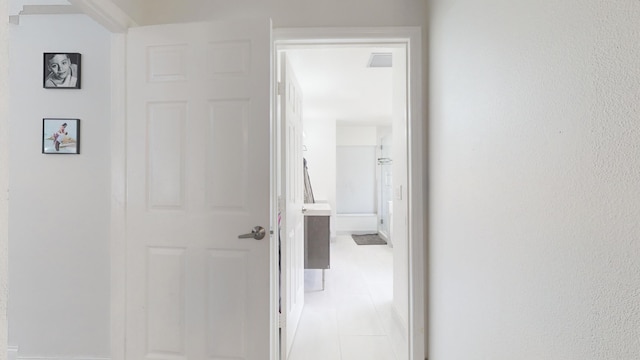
[303, 203, 331, 289]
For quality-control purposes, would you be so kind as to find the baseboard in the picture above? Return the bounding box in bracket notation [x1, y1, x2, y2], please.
[8, 346, 18, 360]
[391, 303, 408, 340]
[378, 230, 392, 247]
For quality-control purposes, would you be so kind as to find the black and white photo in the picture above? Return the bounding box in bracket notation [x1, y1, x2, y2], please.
[43, 53, 81, 89]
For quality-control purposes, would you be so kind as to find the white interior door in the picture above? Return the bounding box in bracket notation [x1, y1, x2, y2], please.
[126, 19, 272, 360]
[279, 52, 305, 359]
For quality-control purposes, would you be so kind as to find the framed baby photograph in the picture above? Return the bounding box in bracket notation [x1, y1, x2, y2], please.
[43, 53, 81, 89]
[42, 118, 80, 154]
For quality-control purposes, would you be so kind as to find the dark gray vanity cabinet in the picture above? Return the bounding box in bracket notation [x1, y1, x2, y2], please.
[304, 214, 330, 269]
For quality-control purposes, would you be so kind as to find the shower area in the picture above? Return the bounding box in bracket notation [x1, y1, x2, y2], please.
[335, 125, 393, 245]
[377, 132, 393, 243]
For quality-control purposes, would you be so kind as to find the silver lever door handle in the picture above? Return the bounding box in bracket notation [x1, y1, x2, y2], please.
[238, 226, 266, 240]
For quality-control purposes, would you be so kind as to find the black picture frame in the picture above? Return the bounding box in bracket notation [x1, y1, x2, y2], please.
[42, 118, 80, 154]
[43, 53, 81, 89]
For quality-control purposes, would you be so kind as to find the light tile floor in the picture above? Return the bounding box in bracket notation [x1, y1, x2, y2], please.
[287, 235, 407, 360]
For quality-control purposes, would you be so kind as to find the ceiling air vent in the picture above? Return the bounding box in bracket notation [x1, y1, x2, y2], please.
[367, 52, 392, 68]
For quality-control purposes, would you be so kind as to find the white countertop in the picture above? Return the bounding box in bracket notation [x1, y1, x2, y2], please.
[303, 203, 331, 216]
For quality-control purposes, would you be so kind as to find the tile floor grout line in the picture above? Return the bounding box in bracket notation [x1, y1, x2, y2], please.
[289, 235, 401, 360]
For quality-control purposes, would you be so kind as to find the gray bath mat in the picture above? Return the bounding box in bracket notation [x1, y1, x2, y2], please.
[352, 233, 387, 245]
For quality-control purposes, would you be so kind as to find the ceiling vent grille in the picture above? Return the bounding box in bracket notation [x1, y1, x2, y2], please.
[367, 52, 392, 68]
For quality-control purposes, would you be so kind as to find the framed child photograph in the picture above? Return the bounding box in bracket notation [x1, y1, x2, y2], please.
[42, 118, 80, 154]
[43, 53, 81, 89]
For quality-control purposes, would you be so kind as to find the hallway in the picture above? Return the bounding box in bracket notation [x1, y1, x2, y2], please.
[288, 235, 407, 360]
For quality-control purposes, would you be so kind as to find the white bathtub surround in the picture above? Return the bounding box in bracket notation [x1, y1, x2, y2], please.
[335, 213, 379, 235]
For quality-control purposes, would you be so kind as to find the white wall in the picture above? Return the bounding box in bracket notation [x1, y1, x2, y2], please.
[8, 14, 111, 359]
[336, 125, 378, 215]
[303, 117, 336, 240]
[430, 0, 640, 358]
[120, 0, 426, 28]
[336, 125, 377, 146]
[335, 146, 376, 214]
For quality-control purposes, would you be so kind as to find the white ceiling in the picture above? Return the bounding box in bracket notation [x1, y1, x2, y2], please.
[283, 46, 397, 125]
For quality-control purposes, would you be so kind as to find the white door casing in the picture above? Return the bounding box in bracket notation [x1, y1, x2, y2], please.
[273, 27, 424, 360]
[278, 52, 305, 359]
[126, 19, 272, 360]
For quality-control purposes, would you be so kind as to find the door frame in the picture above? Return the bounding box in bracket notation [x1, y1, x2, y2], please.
[110, 32, 128, 360]
[273, 26, 425, 360]
[110, 25, 424, 360]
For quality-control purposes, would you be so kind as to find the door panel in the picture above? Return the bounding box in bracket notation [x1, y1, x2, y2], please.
[207, 100, 250, 210]
[206, 249, 249, 358]
[279, 53, 305, 359]
[126, 19, 272, 360]
[146, 247, 186, 357]
[147, 102, 186, 208]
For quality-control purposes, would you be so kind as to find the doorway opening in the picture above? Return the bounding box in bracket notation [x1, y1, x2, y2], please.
[106, 22, 423, 360]
[274, 27, 425, 360]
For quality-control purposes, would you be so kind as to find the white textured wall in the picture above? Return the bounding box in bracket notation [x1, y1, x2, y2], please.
[430, 0, 640, 358]
[8, 14, 111, 358]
